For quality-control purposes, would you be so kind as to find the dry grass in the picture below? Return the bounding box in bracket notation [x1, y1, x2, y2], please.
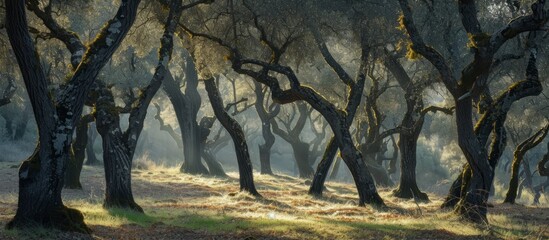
[0, 161, 547, 239]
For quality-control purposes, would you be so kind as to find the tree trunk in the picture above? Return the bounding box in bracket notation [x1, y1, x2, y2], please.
[259, 143, 274, 174]
[533, 178, 549, 204]
[64, 115, 92, 189]
[198, 117, 227, 177]
[441, 165, 469, 209]
[1, 112, 13, 139]
[504, 125, 549, 203]
[204, 78, 259, 196]
[94, 84, 143, 212]
[291, 141, 315, 178]
[254, 81, 278, 175]
[453, 96, 492, 223]
[393, 92, 428, 201]
[85, 123, 101, 166]
[202, 149, 227, 177]
[393, 129, 428, 201]
[363, 153, 394, 187]
[162, 59, 209, 175]
[5, 0, 140, 232]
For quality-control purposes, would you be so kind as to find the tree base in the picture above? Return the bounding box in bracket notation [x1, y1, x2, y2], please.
[180, 163, 209, 175]
[6, 206, 91, 233]
[103, 199, 144, 213]
[454, 201, 488, 224]
[441, 197, 459, 209]
[392, 187, 430, 202]
[359, 193, 386, 208]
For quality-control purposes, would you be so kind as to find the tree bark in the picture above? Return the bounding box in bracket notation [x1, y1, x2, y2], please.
[199, 116, 227, 177]
[6, 0, 140, 232]
[64, 114, 93, 189]
[204, 78, 260, 196]
[93, 83, 142, 212]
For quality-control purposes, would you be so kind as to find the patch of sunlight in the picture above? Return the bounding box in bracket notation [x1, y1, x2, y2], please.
[489, 213, 547, 239]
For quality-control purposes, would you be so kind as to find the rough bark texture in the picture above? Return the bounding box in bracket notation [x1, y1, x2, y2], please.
[204, 78, 260, 196]
[6, 0, 140, 232]
[93, 82, 143, 212]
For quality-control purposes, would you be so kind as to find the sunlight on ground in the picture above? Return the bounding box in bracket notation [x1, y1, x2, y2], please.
[0, 162, 547, 239]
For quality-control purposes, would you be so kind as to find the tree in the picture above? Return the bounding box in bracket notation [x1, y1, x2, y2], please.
[204, 76, 260, 196]
[253, 80, 280, 175]
[504, 123, 549, 203]
[533, 145, 549, 204]
[5, 0, 141, 231]
[398, 0, 546, 222]
[272, 102, 315, 178]
[181, 1, 385, 206]
[382, 52, 453, 201]
[162, 50, 209, 174]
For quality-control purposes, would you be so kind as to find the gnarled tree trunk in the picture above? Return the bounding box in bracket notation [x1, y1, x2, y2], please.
[6, 0, 140, 232]
[204, 77, 259, 196]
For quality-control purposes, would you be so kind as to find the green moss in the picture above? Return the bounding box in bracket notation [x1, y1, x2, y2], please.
[467, 33, 491, 49]
[405, 43, 419, 60]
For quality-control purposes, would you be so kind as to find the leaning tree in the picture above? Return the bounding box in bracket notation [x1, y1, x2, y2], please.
[181, 0, 385, 206]
[398, 0, 547, 222]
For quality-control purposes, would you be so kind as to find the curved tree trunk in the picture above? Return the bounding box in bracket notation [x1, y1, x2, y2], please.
[204, 78, 260, 196]
[453, 96, 493, 223]
[162, 54, 209, 175]
[504, 124, 549, 203]
[310, 138, 338, 193]
[254, 81, 278, 175]
[199, 117, 227, 177]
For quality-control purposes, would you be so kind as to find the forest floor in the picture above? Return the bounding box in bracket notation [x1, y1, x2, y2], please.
[0, 162, 547, 240]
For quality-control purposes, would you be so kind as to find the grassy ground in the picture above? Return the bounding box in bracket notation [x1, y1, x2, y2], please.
[0, 162, 547, 239]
